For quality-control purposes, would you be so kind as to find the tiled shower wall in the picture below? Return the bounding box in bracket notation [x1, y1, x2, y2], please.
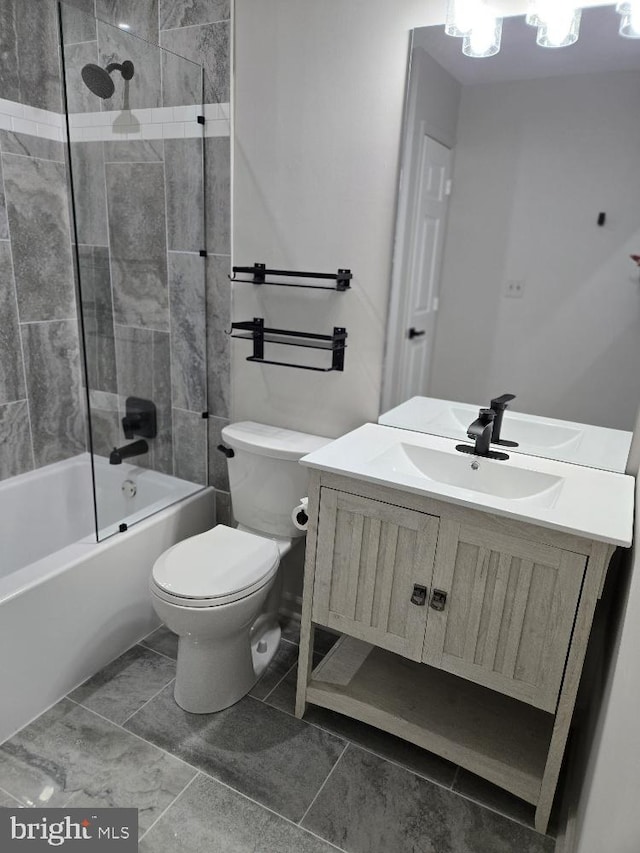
[0, 0, 232, 516]
[0, 1, 84, 481]
[64, 0, 231, 498]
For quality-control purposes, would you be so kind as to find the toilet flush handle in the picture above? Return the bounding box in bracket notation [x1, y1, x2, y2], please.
[217, 444, 235, 458]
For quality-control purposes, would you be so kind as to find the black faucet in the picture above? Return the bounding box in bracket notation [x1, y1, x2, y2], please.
[109, 439, 149, 465]
[490, 393, 518, 447]
[456, 409, 509, 461]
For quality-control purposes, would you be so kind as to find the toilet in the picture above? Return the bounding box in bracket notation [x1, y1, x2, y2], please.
[149, 421, 330, 714]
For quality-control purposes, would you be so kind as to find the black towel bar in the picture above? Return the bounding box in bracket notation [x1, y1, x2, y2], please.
[230, 318, 347, 372]
[230, 263, 352, 292]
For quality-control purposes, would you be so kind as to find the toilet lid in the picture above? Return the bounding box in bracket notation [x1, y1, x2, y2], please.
[151, 525, 280, 602]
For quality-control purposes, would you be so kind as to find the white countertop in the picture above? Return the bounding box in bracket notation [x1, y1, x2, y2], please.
[378, 397, 633, 474]
[301, 424, 635, 547]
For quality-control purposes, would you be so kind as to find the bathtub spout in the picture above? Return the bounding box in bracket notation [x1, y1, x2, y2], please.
[109, 439, 149, 465]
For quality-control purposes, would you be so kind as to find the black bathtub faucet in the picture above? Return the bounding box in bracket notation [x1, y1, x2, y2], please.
[109, 439, 149, 465]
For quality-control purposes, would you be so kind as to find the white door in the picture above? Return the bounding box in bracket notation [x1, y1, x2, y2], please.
[395, 132, 452, 405]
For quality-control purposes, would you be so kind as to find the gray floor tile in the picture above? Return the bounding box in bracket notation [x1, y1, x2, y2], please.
[302, 745, 553, 853]
[0, 788, 21, 807]
[140, 625, 178, 660]
[140, 773, 338, 853]
[280, 615, 301, 645]
[453, 769, 539, 832]
[125, 685, 345, 822]
[249, 640, 299, 701]
[267, 664, 457, 788]
[69, 645, 176, 724]
[280, 618, 339, 657]
[0, 699, 196, 834]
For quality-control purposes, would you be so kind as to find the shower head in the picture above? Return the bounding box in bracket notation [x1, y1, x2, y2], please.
[81, 64, 115, 99]
[80, 60, 135, 99]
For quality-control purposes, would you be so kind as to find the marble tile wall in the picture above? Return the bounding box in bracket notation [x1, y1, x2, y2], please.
[61, 0, 232, 504]
[0, 3, 86, 484]
[0, 0, 62, 113]
[0, 0, 231, 511]
[0, 128, 85, 482]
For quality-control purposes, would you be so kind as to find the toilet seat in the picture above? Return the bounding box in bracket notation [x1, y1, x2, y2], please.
[150, 524, 280, 608]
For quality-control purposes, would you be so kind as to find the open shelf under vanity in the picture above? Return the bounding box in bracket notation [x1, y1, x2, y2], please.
[307, 633, 554, 806]
[295, 468, 623, 834]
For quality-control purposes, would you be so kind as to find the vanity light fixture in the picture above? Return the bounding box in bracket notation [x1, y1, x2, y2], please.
[526, 1, 582, 48]
[446, 1, 638, 56]
[617, 1, 640, 36]
[463, 8, 503, 57]
[445, 0, 478, 36]
[445, 0, 503, 57]
[536, 6, 582, 48]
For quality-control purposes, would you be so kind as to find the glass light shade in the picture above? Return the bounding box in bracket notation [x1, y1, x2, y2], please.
[525, 0, 545, 26]
[462, 12, 503, 57]
[445, 0, 479, 37]
[620, 12, 640, 36]
[618, 1, 640, 37]
[527, 0, 579, 29]
[536, 7, 582, 47]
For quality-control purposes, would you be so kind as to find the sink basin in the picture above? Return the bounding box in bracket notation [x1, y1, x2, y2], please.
[299, 423, 634, 546]
[378, 396, 633, 472]
[370, 443, 564, 509]
[430, 407, 582, 450]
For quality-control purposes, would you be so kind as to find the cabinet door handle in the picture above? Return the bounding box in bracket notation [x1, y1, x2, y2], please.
[430, 589, 448, 611]
[410, 584, 428, 606]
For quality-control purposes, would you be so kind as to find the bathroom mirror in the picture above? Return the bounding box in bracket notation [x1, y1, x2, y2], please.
[382, 4, 640, 470]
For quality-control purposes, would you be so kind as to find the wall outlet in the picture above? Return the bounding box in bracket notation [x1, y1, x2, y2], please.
[504, 279, 525, 298]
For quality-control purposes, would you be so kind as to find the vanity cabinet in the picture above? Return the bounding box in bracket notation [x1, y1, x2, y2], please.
[423, 521, 586, 714]
[313, 489, 439, 660]
[296, 470, 617, 834]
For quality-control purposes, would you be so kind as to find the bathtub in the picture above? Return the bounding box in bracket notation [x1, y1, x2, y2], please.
[0, 453, 215, 743]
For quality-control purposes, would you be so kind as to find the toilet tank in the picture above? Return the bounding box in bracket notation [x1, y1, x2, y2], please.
[221, 422, 331, 539]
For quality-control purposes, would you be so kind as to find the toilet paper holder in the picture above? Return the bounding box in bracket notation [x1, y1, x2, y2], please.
[292, 497, 309, 531]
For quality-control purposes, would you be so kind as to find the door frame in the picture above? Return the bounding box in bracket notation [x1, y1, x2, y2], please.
[382, 125, 453, 413]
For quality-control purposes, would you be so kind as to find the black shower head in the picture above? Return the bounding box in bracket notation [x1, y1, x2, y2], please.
[81, 64, 115, 99]
[80, 60, 135, 99]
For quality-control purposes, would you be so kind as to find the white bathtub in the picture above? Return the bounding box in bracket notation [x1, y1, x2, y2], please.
[0, 454, 215, 743]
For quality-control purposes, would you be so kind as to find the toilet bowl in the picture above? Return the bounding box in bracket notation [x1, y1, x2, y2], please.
[150, 524, 281, 713]
[149, 421, 331, 714]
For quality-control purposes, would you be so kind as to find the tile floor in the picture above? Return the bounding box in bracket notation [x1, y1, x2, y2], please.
[0, 620, 555, 853]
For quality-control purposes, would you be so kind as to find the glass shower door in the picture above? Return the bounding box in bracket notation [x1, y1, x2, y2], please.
[59, 2, 208, 540]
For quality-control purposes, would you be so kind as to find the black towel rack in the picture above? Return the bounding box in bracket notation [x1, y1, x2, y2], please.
[230, 318, 347, 372]
[230, 263, 352, 292]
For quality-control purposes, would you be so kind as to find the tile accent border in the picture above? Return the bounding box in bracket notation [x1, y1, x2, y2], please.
[0, 97, 230, 143]
[68, 103, 230, 141]
[0, 97, 64, 142]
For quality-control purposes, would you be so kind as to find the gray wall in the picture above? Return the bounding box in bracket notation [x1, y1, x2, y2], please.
[0, 0, 84, 481]
[430, 70, 640, 429]
[64, 0, 231, 506]
[0, 0, 232, 519]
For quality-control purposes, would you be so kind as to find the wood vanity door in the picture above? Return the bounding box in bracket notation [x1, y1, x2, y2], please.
[422, 520, 587, 713]
[313, 489, 439, 661]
